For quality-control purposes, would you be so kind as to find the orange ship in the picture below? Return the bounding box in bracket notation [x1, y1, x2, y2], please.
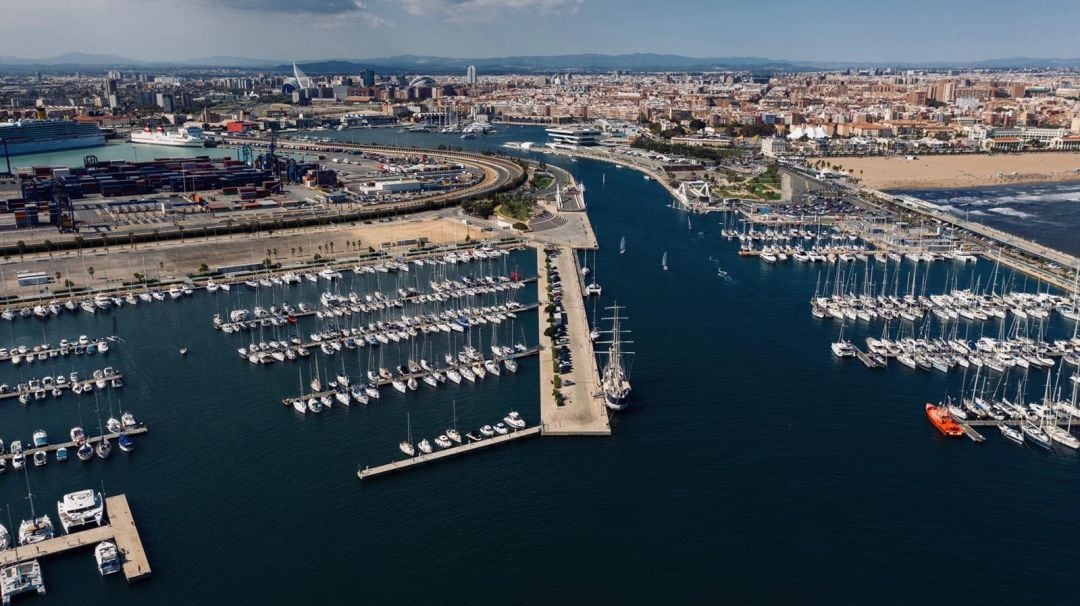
[925, 403, 964, 437]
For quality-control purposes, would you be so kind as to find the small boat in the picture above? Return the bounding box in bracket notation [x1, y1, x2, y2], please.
[32, 451, 47, 467]
[434, 435, 453, 449]
[95, 540, 122, 576]
[31, 430, 48, 448]
[503, 411, 526, 429]
[118, 434, 135, 453]
[417, 439, 433, 454]
[661, 251, 668, 271]
[179, 348, 188, 355]
[77, 443, 93, 461]
[70, 426, 86, 445]
[56, 447, 69, 462]
[479, 424, 495, 437]
[465, 431, 483, 442]
[493, 422, 509, 435]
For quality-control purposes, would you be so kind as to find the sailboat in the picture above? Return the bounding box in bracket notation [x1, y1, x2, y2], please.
[598, 303, 634, 411]
[661, 252, 668, 272]
[445, 401, 462, 444]
[399, 414, 416, 457]
[619, 236, 626, 255]
[17, 469, 54, 545]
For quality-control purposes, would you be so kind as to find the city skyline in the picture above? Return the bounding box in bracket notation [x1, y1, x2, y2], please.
[1, 0, 1079, 65]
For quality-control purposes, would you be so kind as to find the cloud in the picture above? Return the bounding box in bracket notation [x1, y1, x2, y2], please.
[395, 0, 583, 23]
[209, 0, 369, 15]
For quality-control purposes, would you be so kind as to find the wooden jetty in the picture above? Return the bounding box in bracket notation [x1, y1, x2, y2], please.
[358, 425, 542, 480]
[854, 347, 885, 368]
[0, 426, 148, 462]
[0, 494, 151, 583]
[957, 422, 987, 443]
[282, 348, 540, 407]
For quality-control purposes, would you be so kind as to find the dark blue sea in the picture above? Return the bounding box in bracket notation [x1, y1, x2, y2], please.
[1, 128, 1079, 604]
[893, 181, 1080, 257]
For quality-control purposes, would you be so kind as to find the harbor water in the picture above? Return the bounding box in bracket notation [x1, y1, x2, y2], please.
[1, 129, 1079, 603]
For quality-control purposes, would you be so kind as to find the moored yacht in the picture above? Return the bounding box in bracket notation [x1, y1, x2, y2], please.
[598, 304, 633, 410]
[95, 540, 122, 575]
[57, 489, 104, 533]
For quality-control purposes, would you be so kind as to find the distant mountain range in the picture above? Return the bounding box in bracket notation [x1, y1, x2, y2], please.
[2, 52, 1080, 73]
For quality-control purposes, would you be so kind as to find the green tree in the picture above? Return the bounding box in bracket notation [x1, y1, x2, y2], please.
[198, 263, 209, 274]
[87, 266, 95, 281]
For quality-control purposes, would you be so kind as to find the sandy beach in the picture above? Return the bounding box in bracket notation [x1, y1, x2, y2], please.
[830, 152, 1080, 190]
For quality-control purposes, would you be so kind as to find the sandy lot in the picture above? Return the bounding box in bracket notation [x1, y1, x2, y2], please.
[0, 212, 497, 298]
[830, 153, 1080, 190]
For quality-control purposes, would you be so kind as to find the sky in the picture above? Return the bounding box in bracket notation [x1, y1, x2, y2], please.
[0, 0, 1078, 63]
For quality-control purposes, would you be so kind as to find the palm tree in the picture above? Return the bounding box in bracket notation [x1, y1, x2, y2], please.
[87, 266, 95, 281]
[16, 240, 25, 261]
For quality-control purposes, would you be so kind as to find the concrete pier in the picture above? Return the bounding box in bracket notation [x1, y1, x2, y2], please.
[0, 494, 150, 583]
[537, 247, 610, 436]
[358, 425, 541, 480]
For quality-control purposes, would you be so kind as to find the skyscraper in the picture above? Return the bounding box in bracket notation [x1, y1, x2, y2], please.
[466, 65, 477, 85]
[361, 69, 375, 87]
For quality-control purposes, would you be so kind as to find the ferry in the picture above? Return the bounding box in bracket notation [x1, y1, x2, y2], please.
[130, 124, 206, 147]
[925, 403, 964, 437]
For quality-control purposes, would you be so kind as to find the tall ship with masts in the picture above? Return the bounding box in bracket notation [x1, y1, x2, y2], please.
[598, 303, 633, 411]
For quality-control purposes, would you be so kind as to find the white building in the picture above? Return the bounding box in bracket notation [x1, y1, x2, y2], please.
[466, 65, 477, 85]
[546, 127, 602, 150]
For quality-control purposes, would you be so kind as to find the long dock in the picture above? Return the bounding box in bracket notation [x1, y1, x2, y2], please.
[0, 338, 114, 364]
[0, 494, 150, 582]
[358, 425, 542, 480]
[0, 371, 124, 402]
[0, 426, 148, 462]
[538, 246, 610, 436]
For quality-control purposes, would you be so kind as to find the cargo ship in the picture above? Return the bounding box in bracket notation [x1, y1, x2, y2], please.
[130, 125, 205, 147]
[925, 402, 964, 437]
[0, 119, 105, 155]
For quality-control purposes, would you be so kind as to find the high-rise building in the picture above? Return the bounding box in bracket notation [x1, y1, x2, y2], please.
[155, 92, 175, 113]
[361, 69, 375, 87]
[466, 65, 477, 85]
[103, 78, 117, 95]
